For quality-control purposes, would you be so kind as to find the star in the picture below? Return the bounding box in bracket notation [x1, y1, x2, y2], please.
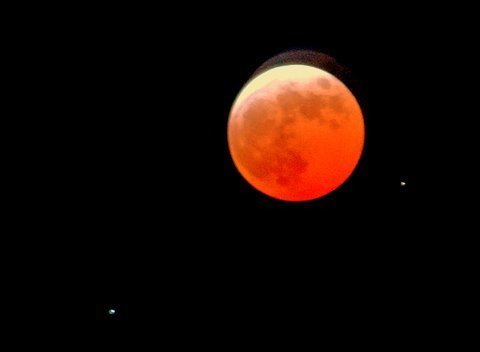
[108, 309, 116, 315]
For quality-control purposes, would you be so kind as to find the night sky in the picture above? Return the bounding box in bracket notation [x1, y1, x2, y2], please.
[48, 4, 472, 345]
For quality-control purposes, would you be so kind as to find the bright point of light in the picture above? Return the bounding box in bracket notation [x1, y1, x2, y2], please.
[401, 181, 406, 186]
[108, 309, 116, 315]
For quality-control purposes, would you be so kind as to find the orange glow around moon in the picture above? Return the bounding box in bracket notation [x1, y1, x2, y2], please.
[228, 64, 365, 202]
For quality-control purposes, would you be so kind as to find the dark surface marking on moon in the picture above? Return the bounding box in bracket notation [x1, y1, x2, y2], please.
[329, 95, 347, 114]
[299, 92, 327, 122]
[317, 78, 331, 89]
[329, 119, 341, 130]
[276, 86, 303, 112]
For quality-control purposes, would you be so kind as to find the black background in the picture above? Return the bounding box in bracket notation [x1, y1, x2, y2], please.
[25, 3, 474, 346]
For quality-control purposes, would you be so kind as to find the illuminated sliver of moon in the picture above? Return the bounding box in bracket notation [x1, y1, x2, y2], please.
[228, 64, 365, 202]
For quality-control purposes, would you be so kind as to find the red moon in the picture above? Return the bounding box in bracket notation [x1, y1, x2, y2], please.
[228, 64, 365, 202]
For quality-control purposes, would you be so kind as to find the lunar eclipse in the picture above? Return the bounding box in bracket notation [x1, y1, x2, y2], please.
[228, 60, 365, 202]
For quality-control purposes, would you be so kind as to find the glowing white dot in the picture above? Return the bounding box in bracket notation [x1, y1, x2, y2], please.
[108, 309, 116, 315]
[401, 181, 406, 187]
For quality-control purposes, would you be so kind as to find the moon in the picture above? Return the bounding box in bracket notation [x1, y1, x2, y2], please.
[228, 64, 365, 202]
